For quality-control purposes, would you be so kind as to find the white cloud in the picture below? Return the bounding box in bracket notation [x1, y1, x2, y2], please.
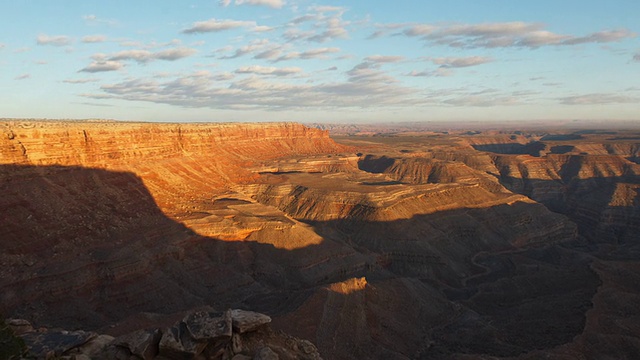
[283, 5, 350, 43]
[82, 14, 118, 26]
[559, 93, 638, 105]
[82, 35, 107, 43]
[235, 0, 285, 8]
[253, 25, 274, 32]
[563, 29, 636, 45]
[220, 0, 284, 8]
[397, 22, 636, 49]
[154, 47, 198, 61]
[235, 65, 302, 76]
[84, 63, 424, 110]
[365, 55, 404, 63]
[220, 39, 274, 59]
[430, 56, 493, 68]
[80, 60, 124, 73]
[107, 47, 197, 63]
[407, 68, 452, 77]
[275, 47, 340, 61]
[63, 78, 100, 84]
[110, 49, 153, 63]
[444, 95, 520, 107]
[183, 18, 257, 34]
[310, 5, 345, 13]
[37, 34, 72, 46]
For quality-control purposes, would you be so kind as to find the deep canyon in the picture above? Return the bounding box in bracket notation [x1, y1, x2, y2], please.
[1, 120, 639, 359]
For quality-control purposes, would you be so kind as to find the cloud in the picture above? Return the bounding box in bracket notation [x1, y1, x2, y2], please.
[398, 22, 636, 49]
[367, 23, 408, 39]
[255, 48, 283, 60]
[84, 64, 424, 110]
[219, 39, 274, 59]
[220, 0, 285, 8]
[235, 0, 285, 8]
[283, 5, 350, 43]
[63, 78, 100, 84]
[15, 74, 31, 80]
[80, 60, 124, 73]
[110, 50, 153, 63]
[154, 47, 198, 61]
[235, 65, 302, 76]
[108, 47, 197, 63]
[563, 29, 636, 45]
[407, 68, 452, 77]
[365, 55, 404, 63]
[78, 102, 114, 107]
[182, 18, 257, 34]
[430, 56, 493, 68]
[444, 95, 520, 107]
[37, 34, 72, 46]
[253, 25, 274, 32]
[275, 47, 340, 61]
[559, 93, 638, 105]
[83, 14, 118, 26]
[82, 35, 107, 43]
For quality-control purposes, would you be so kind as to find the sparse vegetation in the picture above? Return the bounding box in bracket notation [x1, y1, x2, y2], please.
[0, 315, 27, 360]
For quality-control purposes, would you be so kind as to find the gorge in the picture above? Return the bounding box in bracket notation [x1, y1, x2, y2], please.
[1, 120, 639, 359]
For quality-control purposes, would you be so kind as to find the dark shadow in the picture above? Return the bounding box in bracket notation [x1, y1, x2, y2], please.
[574, 130, 617, 135]
[2, 163, 640, 359]
[357, 154, 395, 173]
[496, 172, 640, 243]
[629, 156, 640, 164]
[471, 141, 546, 157]
[549, 145, 575, 154]
[608, 136, 640, 141]
[0, 164, 370, 333]
[540, 134, 583, 141]
[360, 181, 403, 186]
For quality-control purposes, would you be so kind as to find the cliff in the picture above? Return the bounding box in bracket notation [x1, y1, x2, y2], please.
[1, 121, 349, 211]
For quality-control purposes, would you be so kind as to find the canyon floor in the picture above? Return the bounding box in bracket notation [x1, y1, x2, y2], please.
[1, 120, 640, 359]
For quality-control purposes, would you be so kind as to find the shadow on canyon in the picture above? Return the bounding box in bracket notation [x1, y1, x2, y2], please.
[497, 173, 640, 244]
[2, 164, 640, 359]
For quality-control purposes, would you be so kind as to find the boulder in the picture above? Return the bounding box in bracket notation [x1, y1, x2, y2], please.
[254, 346, 279, 360]
[6, 319, 33, 335]
[231, 310, 272, 334]
[112, 328, 161, 360]
[20, 330, 96, 358]
[184, 310, 232, 341]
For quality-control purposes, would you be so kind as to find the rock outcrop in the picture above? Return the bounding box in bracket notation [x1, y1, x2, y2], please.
[8, 309, 320, 360]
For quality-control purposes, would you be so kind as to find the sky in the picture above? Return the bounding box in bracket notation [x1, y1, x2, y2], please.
[1, 0, 639, 123]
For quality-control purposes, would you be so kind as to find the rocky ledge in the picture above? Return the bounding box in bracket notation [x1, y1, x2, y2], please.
[6, 309, 321, 360]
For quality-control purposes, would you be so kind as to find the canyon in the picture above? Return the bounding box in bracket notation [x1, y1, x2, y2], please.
[1, 120, 639, 359]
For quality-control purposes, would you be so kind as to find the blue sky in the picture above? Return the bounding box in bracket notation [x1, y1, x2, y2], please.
[1, 0, 639, 123]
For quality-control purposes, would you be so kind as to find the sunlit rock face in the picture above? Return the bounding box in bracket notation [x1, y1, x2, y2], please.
[1, 121, 639, 359]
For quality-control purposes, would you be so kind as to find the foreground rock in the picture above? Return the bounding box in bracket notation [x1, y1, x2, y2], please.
[11, 309, 320, 360]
